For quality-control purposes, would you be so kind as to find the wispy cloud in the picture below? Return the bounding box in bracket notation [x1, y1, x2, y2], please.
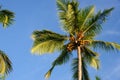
[105, 30, 120, 35]
[103, 64, 120, 80]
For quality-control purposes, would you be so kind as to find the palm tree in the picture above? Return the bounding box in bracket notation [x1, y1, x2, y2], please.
[0, 7, 14, 79]
[31, 0, 120, 80]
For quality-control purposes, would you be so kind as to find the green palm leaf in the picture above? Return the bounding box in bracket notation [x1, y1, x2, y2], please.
[31, 30, 68, 54]
[45, 45, 72, 79]
[90, 57, 100, 69]
[82, 47, 100, 69]
[82, 59, 90, 80]
[72, 58, 90, 80]
[72, 58, 78, 80]
[82, 47, 99, 57]
[56, 0, 68, 11]
[52, 45, 72, 66]
[0, 50, 12, 75]
[83, 8, 114, 39]
[79, 5, 95, 30]
[0, 10, 14, 28]
[31, 40, 64, 54]
[91, 40, 120, 52]
[32, 30, 67, 40]
[58, 0, 79, 34]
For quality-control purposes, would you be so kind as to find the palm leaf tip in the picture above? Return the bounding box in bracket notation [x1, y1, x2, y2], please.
[45, 71, 51, 79]
[31, 35, 35, 40]
[90, 57, 100, 69]
[44, 45, 71, 79]
[112, 43, 120, 50]
[96, 76, 101, 80]
[103, 7, 114, 14]
[31, 48, 35, 54]
[45, 66, 54, 79]
[99, 7, 114, 22]
[56, 0, 67, 11]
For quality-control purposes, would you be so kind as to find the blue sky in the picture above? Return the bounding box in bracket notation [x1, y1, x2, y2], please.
[0, 0, 120, 80]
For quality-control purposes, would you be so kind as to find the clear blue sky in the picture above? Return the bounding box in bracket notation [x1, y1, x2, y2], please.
[0, 0, 120, 80]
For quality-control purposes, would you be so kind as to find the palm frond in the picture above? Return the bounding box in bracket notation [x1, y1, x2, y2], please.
[61, 3, 76, 33]
[52, 45, 72, 66]
[0, 10, 14, 28]
[58, 0, 79, 34]
[91, 40, 120, 52]
[72, 58, 78, 80]
[90, 57, 100, 69]
[82, 47, 100, 69]
[82, 11, 102, 39]
[72, 58, 90, 80]
[32, 30, 67, 40]
[31, 30, 68, 54]
[31, 40, 64, 54]
[79, 5, 95, 30]
[82, 60, 90, 80]
[82, 47, 99, 57]
[45, 45, 72, 79]
[0, 50, 12, 75]
[83, 17, 102, 40]
[83, 7, 114, 38]
[56, 0, 68, 11]
[0, 56, 6, 75]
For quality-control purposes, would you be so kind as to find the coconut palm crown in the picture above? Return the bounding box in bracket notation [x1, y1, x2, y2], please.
[0, 7, 14, 28]
[31, 0, 120, 80]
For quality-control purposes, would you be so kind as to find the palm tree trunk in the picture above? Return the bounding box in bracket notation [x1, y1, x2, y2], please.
[77, 46, 82, 80]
